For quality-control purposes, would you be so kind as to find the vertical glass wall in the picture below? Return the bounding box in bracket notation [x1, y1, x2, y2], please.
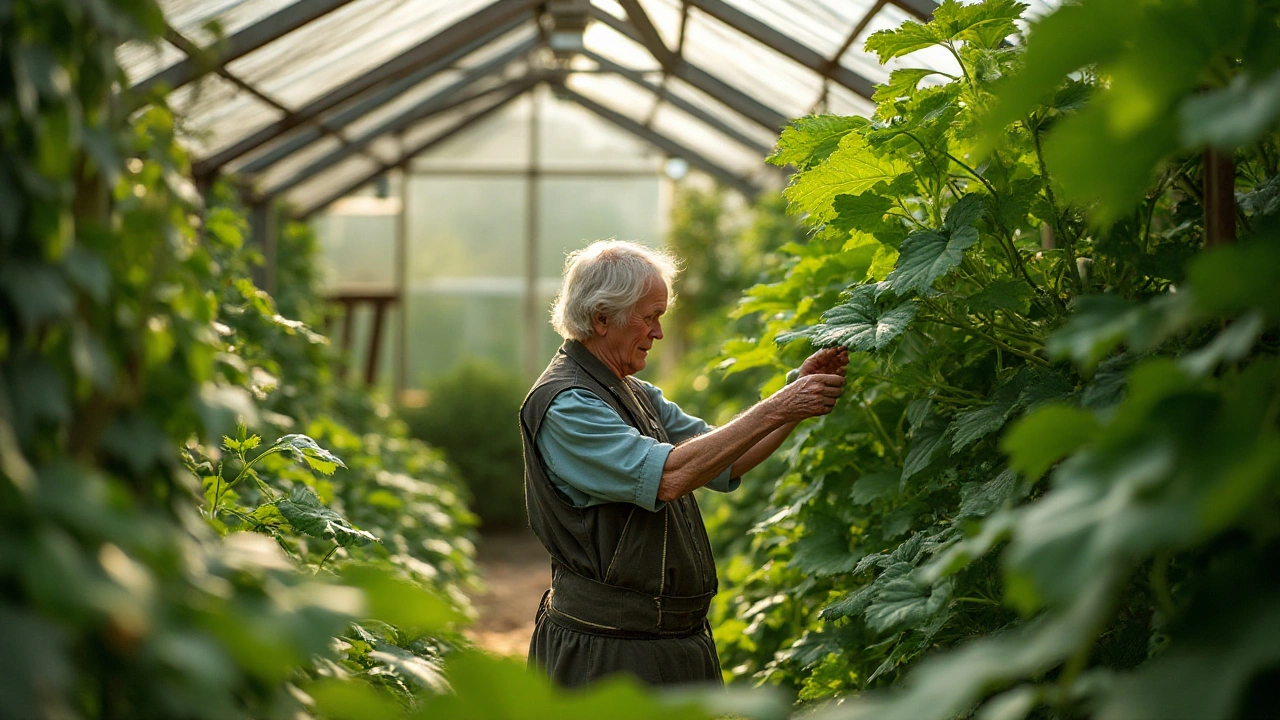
[313, 86, 669, 390]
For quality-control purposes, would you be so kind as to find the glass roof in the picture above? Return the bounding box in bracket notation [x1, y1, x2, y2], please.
[117, 0, 1060, 215]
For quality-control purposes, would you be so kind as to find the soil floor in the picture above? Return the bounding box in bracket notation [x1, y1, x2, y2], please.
[463, 527, 550, 659]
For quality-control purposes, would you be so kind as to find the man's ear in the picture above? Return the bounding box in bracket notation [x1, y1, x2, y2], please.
[591, 311, 609, 337]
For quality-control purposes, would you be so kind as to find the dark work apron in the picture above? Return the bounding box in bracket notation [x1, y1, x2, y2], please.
[519, 340, 722, 688]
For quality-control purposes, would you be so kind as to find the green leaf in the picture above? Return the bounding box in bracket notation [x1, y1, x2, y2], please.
[1180, 69, 1280, 150]
[930, 0, 1028, 48]
[851, 471, 900, 505]
[1045, 294, 1140, 372]
[789, 510, 861, 576]
[957, 469, 1023, 519]
[873, 69, 943, 116]
[769, 115, 868, 170]
[777, 284, 917, 353]
[947, 400, 1015, 453]
[830, 193, 895, 235]
[902, 416, 948, 483]
[884, 193, 983, 295]
[885, 229, 975, 296]
[865, 575, 954, 633]
[967, 279, 1031, 315]
[277, 486, 376, 547]
[784, 132, 913, 225]
[368, 642, 448, 692]
[865, 21, 944, 63]
[273, 433, 346, 475]
[1000, 404, 1100, 479]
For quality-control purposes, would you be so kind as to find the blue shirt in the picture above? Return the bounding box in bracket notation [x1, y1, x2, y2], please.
[535, 380, 741, 512]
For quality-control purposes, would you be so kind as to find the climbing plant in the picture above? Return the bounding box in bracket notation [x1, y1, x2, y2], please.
[708, 2, 1280, 718]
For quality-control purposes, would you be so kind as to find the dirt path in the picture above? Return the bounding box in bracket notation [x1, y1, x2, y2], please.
[463, 528, 550, 658]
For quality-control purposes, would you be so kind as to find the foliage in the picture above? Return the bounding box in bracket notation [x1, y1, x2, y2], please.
[400, 360, 527, 529]
[705, 1, 1280, 718]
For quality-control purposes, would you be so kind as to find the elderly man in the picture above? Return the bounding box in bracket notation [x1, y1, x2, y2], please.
[521, 240, 847, 688]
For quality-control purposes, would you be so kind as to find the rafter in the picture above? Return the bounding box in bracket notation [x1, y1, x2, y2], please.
[685, 0, 876, 99]
[296, 78, 537, 219]
[554, 84, 759, 197]
[891, 0, 938, 21]
[588, 6, 786, 131]
[192, 1, 538, 178]
[131, 0, 359, 103]
[246, 36, 535, 182]
[617, 0, 678, 72]
[263, 60, 533, 198]
[580, 49, 771, 156]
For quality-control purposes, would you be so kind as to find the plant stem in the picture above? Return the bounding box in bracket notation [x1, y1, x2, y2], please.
[1030, 120, 1079, 296]
[316, 544, 341, 572]
[924, 312, 1050, 367]
[945, 151, 999, 199]
[861, 401, 902, 461]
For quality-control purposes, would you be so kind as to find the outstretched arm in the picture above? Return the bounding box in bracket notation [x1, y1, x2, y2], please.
[656, 347, 849, 502]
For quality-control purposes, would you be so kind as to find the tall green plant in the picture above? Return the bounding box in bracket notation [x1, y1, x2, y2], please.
[709, 2, 1280, 717]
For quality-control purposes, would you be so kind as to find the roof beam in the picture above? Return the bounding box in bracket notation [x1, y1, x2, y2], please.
[891, 0, 938, 21]
[617, 0, 678, 72]
[131, 0, 359, 101]
[192, 1, 538, 178]
[588, 6, 786, 131]
[580, 49, 771, 156]
[554, 84, 759, 197]
[296, 78, 537, 219]
[263, 55, 533, 198]
[685, 0, 876, 99]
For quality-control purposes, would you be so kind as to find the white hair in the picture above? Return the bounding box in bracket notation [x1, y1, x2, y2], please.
[550, 240, 679, 341]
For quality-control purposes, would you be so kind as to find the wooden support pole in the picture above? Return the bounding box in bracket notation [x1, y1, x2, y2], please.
[1203, 147, 1237, 247]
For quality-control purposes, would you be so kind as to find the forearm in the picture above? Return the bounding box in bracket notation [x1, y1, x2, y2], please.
[657, 401, 783, 502]
[730, 421, 799, 478]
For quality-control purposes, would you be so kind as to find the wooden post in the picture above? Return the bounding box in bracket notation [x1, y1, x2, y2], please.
[1203, 147, 1237, 247]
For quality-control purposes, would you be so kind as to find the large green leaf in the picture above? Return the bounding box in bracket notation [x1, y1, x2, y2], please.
[789, 510, 862, 577]
[769, 115, 868, 170]
[883, 194, 983, 296]
[901, 416, 948, 483]
[930, 0, 1028, 49]
[273, 434, 347, 475]
[784, 132, 912, 225]
[776, 284, 917, 353]
[277, 486, 376, 547]
[865, 575, 954, 634]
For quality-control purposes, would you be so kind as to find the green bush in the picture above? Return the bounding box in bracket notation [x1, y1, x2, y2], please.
[402, 361, 528, 529]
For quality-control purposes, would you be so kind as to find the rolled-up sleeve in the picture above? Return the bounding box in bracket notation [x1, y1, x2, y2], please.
[536, 389, 673, 512]
[637, 381, 741, 495]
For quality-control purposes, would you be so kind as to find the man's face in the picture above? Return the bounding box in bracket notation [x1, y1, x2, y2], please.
[603, 279, 667, 376]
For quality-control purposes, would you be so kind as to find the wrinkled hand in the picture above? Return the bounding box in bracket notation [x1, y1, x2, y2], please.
[772, 372, 846, 423]
[799, 347, 849, 378]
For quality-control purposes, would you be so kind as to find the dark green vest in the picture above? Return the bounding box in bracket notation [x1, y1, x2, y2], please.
[520, 341, 721, 687]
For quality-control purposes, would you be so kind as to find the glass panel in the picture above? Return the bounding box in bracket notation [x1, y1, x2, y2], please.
[117, 38, 185, 86]
[340, 69, 466, 140]
[648, 104, 768, 177]
[283, 155, 382, 211]
[313, 208, 398, 293]
[255, 135, 344, 191]
[825, 82, 877, 118]
[225, 0, 492, 109]
[662, 76, 780, 151]
[681, 8, 820, 119]
[162, 0, 298, 44]
[167, 75, 284, 156]
[407, 293, 524, 380]
[408, 176, 527, 279]
[550, 81, 663, 171]
[413, 94, 532, 170]
[583, 19, 667, 73]
[536, 176, 664, 278]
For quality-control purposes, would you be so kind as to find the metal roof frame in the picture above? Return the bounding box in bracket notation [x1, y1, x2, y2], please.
[132, 0, 946, 211]
[262, 40, 536, 199]
[191, 0, 541, 179]
[131, 0, 360, 102]
[553, 83, 759, 197]
[297, 75, 540, 219]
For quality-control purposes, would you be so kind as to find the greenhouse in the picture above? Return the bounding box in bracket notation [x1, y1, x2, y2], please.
[4, 0, 1280, 718]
